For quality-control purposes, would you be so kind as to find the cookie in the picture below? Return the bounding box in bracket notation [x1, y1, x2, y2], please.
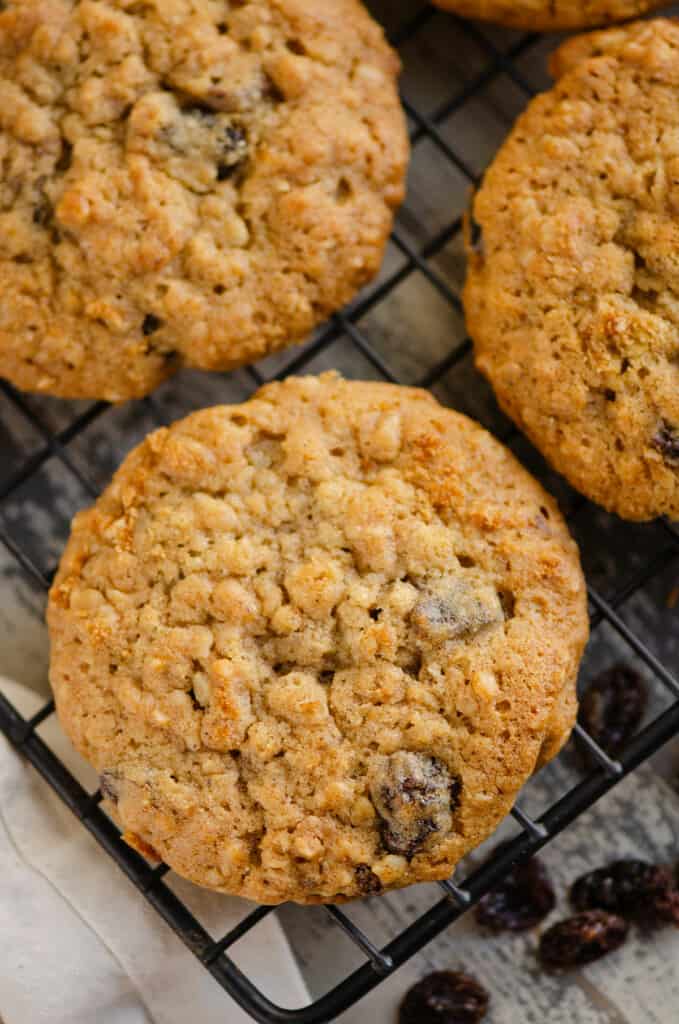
[0, 1, 407, 401]
[464, 18, 679, 522]
[431, 0, 664, 31]
[48, 373, 588, 904]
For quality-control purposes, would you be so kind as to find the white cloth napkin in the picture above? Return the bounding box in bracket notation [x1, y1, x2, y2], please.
[0, 677, 308, 1024]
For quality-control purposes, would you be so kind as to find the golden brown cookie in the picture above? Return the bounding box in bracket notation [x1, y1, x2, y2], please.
[464, 18, 679, 522]
[0, 1, 407, 401]
[48, 374, 588, 904]
[431, 0, 664, 31]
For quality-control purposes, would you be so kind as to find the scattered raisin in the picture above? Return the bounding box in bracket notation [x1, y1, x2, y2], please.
[651, 421, 679, 465]
[142, 314, 163, 336]
[577, 664, 647, 761]
[476, 850, 555, 932]
[539, 910, 628, 968]
[400, 971, 489, 1024]
[355, 863, 382, 896]
[571, 859, 679, 929]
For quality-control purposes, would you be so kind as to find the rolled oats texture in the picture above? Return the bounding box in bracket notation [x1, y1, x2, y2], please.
[0, 0, 407, 400]
[48, 374, 588, 904]
[464, 18, 679, 521]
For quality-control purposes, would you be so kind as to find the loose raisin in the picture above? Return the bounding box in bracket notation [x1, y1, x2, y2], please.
[539, 910, 628, 968]
[476, 850, 555, 932]
[400, 970, 489, 1024]
[571, 859, 679, 929]
[577, 664, 647, 761]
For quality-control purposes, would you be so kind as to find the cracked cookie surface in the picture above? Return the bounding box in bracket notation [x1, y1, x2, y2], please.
[464, 18, 679, 521]
[0, 0, 407, 400]
[432, 0, 664, 30]
[48, 374, 587, 903]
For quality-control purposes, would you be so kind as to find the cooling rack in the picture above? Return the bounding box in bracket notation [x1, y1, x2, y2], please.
[2, 4, 679, 1022]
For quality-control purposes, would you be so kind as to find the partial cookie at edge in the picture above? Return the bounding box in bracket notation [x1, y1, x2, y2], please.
[430, 0, 664, 31]
[464, 17, 679, 521]
[0, 0, 407, 400]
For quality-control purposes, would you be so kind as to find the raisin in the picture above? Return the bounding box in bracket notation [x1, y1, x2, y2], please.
[499, 590, 515, 619]
[55, 140, 73, 173]
[355, 863, 382, 896]
[216, 125, 247, 180]
[449, 776, 462, 812]
[412, 577, 503, 644]
[571, 859, 679, 929]
[142, 314, 163, 336]
[651, 421, 679, 465]
[151, 101, 248, 189]
[381, 816, 437, 858]
[400, 971, 489, 1024]
[577, 664, 647, 761]
[476, 850, 555, 932]
[100, 770, 120, 804]
[539, 910, 628, 968]
[369, 752, 459, 859]
[33, 197, 53, 227]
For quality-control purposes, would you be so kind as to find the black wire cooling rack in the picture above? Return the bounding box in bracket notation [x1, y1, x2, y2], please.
[2, 4, 679, 1022]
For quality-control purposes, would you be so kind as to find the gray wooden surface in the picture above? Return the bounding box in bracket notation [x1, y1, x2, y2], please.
[1, 3, 678, 1021]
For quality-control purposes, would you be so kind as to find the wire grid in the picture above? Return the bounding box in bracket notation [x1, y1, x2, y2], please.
[1, 5, 679, 1022]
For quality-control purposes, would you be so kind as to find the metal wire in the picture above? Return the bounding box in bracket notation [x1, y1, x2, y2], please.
[1, 6, 679, 1023]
